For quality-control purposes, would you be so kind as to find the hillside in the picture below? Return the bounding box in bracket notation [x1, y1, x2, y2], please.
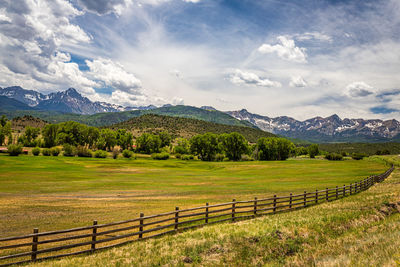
[108, 114, 275, 142]
[319, 142, 400, 156]
[0, 105, 257, 128]
[11, 115, 48, 132]
[0, 96, 34, 111]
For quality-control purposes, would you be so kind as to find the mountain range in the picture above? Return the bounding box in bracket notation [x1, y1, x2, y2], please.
[1, 86, 400, 143]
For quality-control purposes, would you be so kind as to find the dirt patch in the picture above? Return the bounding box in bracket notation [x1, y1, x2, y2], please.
[379, 201, 400, 216]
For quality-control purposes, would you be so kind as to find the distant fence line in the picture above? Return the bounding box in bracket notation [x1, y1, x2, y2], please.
[0, 166, 394, 267]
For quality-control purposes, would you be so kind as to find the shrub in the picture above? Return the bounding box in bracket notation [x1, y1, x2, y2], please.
[42, 148, 51, 156]
[94, 150, 108, 158]
[241, 154, 253, 161]
[181, 154, 194, 160]
[352, 153, 367, 160]
[50, 147, 61, 156]
[215, 153, 225, 162]
[152, 152, 170, 160]
[32, 147, 41, 156]
[7, 144, 22, 156]
[77, 146, 92, 158]
[341, 151, 347, 157]
[112, 148, 120, 159]
[122, 149, 134, 158]
[63, 144, 76, 157]
[325, 153, 343, 161]
[175, 153, 181, 159]
[308, 144, 319, 158]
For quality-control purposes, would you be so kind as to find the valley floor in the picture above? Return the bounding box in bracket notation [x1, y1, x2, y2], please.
[28, 156, 400, 266]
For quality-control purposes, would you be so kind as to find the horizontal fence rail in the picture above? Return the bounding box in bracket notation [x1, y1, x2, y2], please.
[0, 166, 394, 266]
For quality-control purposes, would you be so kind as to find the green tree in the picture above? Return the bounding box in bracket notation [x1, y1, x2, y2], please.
[0, 115, 7, 127]
[97, 129, 117, 151]
[257, 137, 295, 161]
[87, 127, 100, 149]
[0, 121, 11, 145]
[220, 132, 248, 161]
[174, 138, 190, 154]
[158, 131, 172, 148]
[42, 124, 59, 148]
[18, 126, 40, 147]
[116, 129, 133, 150]
[190, 133, 220, 161]
[56, 121, 88, 146]
[136, 133, 162, 154]
[308, 144, 319, 158]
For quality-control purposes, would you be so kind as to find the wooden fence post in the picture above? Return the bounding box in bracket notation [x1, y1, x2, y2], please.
[254, 197, 257, 216]
[175, 207, 179, 230]
[315, 189, 318, 204]
[31, 228, 38, 261]
[343, 185, 346, 197]
[273, 195, 277, 213]
[91, 220, 97, 252]
[336, 186, 338, 199]
[303, 191, 306, 207]
[205, 203, 209, 224]
[139, 213, 144, 239]
[232, 199, 236, 222]
[326, 188, 328, 201]
[289, 193, 292, 209]
[350, 183, 352, 195]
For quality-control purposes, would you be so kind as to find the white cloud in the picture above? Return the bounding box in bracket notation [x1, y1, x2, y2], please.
[289, 76, 307, 87]
[85, 58, 142, 94]
[229, 69, 281, 88]
[77, 0, 133, 16]
[258, 36, 307, 63]
[345, 81, 375, 97]
[294, 32, 332, 42]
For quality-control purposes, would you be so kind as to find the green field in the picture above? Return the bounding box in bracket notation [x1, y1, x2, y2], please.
[31, 156, 399, 267]
[0, 154, 388, 238]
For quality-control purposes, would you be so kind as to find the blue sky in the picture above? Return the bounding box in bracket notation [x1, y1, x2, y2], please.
[0, 0, 399, 120]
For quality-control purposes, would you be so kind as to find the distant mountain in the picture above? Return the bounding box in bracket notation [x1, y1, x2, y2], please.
[227, 109, 400, 143]
[200, 106, 217, 111]
[0, 95, 34, 111]
[0, 86, 127, 114]
[109, 114, 275, 142]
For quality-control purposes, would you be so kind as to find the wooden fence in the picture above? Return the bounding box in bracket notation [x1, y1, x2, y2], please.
[0, 166, 394, 266]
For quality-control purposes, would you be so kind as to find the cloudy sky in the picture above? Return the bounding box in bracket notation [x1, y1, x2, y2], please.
[0, 0, 400, 120]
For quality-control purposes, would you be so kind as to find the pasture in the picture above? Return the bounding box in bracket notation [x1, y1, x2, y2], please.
[0, 154, 387, 238]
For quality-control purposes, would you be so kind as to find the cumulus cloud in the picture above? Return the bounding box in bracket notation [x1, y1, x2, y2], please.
[86, 58, 142, 94]
[258, 36, 307, 63]
[0, 0, 93, 93]
[289, 76, 307, 87]
[229, 69, 281, 88]
[345, 82, 375, 97]
[77, 0, 132, 16]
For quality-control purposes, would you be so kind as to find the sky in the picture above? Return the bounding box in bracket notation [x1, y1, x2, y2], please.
[0, 0, 400, 120]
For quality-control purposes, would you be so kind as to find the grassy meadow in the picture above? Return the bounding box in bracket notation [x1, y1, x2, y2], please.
[28, 155, 400, 267]
[0, 154, 388, 238]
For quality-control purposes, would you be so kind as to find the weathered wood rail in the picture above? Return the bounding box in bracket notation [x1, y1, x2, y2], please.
[0, 166, 394, 266]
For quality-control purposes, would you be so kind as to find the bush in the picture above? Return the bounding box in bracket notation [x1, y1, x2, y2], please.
[308, 144, 319, 158]
[241, 154, 253, 161]
[42, 148, 51, 156]
[50, 147, 61, 156]
[112, 148, 120, 159]
[341, 151, 347, 157]
[325, 153, 343, 161]
[175, 153, 181, 159]
[181, 154, 194, 160]
[94, 150, 108, 158]
[352, 153, 367, 160]
[76, 146, 92, 158]
[63, 144, 76, 157]
[215, 153, 225, 162]
[32, 147, 41, 156]
[7, 144, 22, 156]
[122, 149, 134, 158]
[151, 152, 170, 160]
